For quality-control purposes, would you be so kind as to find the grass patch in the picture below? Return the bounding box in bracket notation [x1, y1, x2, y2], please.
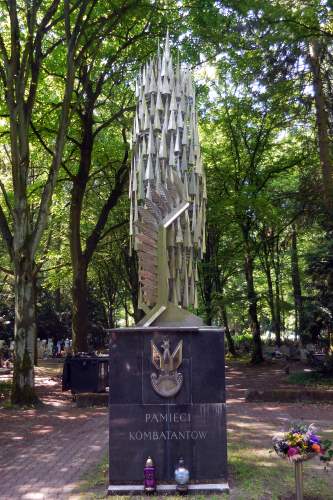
[77, 453, 109, 498]
[0, 380, 42, 409]
[228, 441, 332, 499]
[288, 371, 333, 388]
[0, 380, 11, 400]
[225, 353, 251, 364]
[75, 442, 333, 499]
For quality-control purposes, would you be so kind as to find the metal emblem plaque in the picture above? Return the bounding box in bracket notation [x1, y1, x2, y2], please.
[151, 337, 183, 397]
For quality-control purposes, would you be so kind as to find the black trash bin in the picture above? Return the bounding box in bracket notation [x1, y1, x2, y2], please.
[62, 355, 109, 394]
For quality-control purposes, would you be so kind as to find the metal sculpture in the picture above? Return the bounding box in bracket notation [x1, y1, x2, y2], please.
[129, 33, 206, 325]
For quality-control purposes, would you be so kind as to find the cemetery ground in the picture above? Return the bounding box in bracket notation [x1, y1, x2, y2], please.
[1, 360, 333, 500]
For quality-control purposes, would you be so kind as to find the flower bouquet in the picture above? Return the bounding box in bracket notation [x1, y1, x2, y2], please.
[272, 423, 333, 500]
[272, 423, 324, 462]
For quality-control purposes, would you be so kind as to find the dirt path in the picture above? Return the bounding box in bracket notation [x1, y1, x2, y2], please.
[226, 360, 333, 498]
[227, 359, 333, 448]
[227, 359, 333, 421]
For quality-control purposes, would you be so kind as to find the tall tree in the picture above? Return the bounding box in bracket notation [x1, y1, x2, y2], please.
[308, 38, 333, 217]
[0, 1, 99, 403]
[63, 6, 169, 351]
[201, 67, 308, 360]
[290, 224, 306, 341]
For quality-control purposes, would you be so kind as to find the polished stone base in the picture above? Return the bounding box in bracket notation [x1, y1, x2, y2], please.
[109, 402, 227, 481]
[108, 482, 230, 495]
[109, 326, 228, 490]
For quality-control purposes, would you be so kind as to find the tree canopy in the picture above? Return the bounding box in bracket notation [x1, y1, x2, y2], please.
[0, 0, 333, 401]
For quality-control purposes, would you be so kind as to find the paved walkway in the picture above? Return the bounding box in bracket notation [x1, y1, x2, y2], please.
[1, 359, 333, 499]
[0, 364, 108, 500]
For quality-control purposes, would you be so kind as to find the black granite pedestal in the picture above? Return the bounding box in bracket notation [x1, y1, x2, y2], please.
[108, 327, 228, 494]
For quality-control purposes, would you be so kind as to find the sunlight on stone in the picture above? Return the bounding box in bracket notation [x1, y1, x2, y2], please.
[88, 444, 102, 451]
[21, 493, 44, 499]
[256, 461, 279, 468]
[243, 448, 272, 458]
[46, 400, 63, 407]
[58, 414, 83, 420]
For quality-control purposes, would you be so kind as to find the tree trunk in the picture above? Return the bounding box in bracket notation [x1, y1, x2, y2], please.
[201, 229, 215, 326]
[272, 240, 282, 347]
[34, 274, 38, 367]
[221, 302, 236, 355]
[274, 272, 282, 347]
[242, 226, 263, 363]
[72, 258, 89, 352]
[280, 281, 286, 333]
[134, 301, 145, 325]
[124, 250, 144, 324]
[70, 186, 89, 352]
[54, 288, 61, 312]
[203, 286, 213, 326]
[291, 224, 306, 343]
[215, 271, 236, 355]
[11, 256, 38, 404]
[264, 261, 278, 343]
[260, 234, 281, 346]
[69, 82, 129, 345]
[109, 309, 115, 329]
[125, 306, 129, 327]
[69, 92, 93, 351]
[308, 39, 333, 217]
[54, 237, 62, 311]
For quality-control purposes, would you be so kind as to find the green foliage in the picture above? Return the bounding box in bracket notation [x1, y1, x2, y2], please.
[287, 371, 333, 388]
[0, 0, 333, 358]
[320, 439, 333, 464]
[0, 380, 11, 401]
[233, 332, 253, 350]
[304, 231, 333, 340]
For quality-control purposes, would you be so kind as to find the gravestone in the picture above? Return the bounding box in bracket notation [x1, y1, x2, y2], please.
[108, 326, 228, 494]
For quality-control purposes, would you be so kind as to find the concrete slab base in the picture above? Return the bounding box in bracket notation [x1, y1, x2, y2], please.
[108, 482, 230, 495]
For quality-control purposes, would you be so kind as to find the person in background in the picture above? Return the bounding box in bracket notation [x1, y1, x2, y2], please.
[56, 339, 62, 356]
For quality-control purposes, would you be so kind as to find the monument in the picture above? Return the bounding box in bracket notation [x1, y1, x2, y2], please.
[108, 33, 228, 494]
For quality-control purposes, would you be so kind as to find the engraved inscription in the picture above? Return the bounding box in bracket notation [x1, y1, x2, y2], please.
[128, 412, 207, 441]
[145, 413, 191, 423]
[129, 430, 208, 441]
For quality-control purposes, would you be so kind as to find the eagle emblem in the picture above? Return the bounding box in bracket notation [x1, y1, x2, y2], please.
[151, 337, 183, 397]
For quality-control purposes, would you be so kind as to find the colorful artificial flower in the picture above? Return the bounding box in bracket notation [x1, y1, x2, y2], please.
[287, 447, 300, 458]
[311, 443, 321, 453]
[309, 435, 320, 444]
[272, 423, 326, 462]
